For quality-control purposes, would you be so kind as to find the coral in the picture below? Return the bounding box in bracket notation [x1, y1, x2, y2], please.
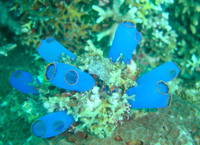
[43, 94, 200, 145]
[64, 22, 90, 50]
[9, 0, 91, 52]
[43, 86, 133, 138]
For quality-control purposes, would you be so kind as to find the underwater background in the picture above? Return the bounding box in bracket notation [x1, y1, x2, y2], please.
[0, 0, 200, 144]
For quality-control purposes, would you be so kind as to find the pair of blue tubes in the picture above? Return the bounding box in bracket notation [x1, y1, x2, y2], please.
[108, 20, 181, 109]
[126, 61, 181, 108]
[37, 37, 95, 92]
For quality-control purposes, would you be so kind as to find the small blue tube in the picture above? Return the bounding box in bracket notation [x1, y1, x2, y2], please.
[108, 20, 142, 64]
[37, 37, 76, 63]
[136, 61, 181, 84]
[44, 63, 95, 92]
[9, 70, 39, 95]
[127, 80, 171, 108]
[32, 111, 74, 138]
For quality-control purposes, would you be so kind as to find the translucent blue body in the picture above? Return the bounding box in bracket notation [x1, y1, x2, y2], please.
[9, 70, 39, 95]
[45, 63, 95, 92]
[127, 80, 171, 108]
[126, 61, 180, 108]
[37, 37, 76, 63]
[137, 61, 180, 84]
[108, 21, 142, 64]
[32, 111, 74, 138]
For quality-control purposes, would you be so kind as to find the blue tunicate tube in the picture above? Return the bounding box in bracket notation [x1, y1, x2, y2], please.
[126, 80, 172, 108]
[9, 70, 39, 95]
[108, 20, 142, 64]
[136, 61, 181, 84]
[31, 111, 74, 138]
[37, 37, 76, 63]
[44, 63, 95, 92]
